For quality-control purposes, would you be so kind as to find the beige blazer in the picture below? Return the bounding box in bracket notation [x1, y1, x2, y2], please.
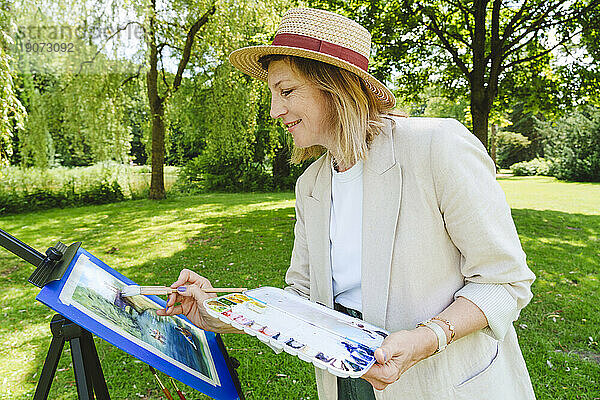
[284, 117, 537, 399]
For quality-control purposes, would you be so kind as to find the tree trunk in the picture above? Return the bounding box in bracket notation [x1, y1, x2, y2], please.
[144, 2, 214, 200]
[470, 0, 490, 150]
[471, 103, 489, 151]
[147, 0, 165, 200]
[149, 102, 165, 199]
[470, 80, 490, 149]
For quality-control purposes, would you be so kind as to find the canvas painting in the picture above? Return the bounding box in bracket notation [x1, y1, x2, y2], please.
[59, 253, 218, 384]
[36, 247, 242, 400]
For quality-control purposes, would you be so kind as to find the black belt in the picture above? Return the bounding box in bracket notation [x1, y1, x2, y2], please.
[334, 303, 363, 320]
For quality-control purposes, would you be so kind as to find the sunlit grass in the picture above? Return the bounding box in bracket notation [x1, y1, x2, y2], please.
[499, 176, 600, 215]
[0, 179, 598, 399]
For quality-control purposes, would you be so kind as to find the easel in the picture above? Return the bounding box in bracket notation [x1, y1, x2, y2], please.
[0, 228, 109, 399]
[35, 314, 111, 400]
[0, 228, 244, 400]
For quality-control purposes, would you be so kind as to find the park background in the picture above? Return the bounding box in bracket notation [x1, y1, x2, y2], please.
[0, 0, 599, 399]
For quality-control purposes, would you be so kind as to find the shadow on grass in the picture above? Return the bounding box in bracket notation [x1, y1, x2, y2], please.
[511, 209, 599, 398]
[0, 197, 311, 399]
[512, 208, 599, 276]
[126, 207, 298, 286]
[1, 203, 598, 399]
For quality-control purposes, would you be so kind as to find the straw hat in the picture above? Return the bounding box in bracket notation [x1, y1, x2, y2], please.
[229, 7, 396, 108]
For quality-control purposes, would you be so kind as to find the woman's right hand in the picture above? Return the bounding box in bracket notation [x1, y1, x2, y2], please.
[155, 269, 240, 334]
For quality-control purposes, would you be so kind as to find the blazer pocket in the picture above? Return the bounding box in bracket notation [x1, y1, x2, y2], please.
[455, 341, 500, 389]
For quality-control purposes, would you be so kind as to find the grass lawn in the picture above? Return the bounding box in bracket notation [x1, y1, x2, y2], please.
[0, 176, 598, 399]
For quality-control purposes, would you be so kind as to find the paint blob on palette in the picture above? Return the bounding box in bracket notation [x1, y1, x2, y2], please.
[203, 287, 389, 378]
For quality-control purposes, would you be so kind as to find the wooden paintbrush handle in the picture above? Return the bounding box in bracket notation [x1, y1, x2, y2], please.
[139, 286, 177, 295]
[149, 366, 174, 400]
[162, 388, 175, 400]
[169, 377, 187, 400]
[139, 286, 247, 295]
[205, 288, 247, 293]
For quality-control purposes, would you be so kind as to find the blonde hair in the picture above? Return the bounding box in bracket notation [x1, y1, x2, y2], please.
[259, 55, 391, 166]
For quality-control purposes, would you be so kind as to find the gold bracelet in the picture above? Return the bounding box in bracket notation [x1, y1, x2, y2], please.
[431, 316, 455, 343]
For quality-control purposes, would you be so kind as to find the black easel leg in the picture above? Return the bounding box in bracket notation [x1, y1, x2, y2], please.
[71, 336, 93, 400]
[81, 330, 110, 400]
[80, 335, 97, 399]
[33, 315, 112, 400]
[33, 335, 66, 400]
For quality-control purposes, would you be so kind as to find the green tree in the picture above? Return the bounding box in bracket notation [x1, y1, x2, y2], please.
[0, 0, 26, 165]
[558, 2, 600, 107]
[61, 73, 133, 165]
[142, 0, 290, 192]
[142, 0, 217, 199]
[169, 63, 282, 191]
[407, 86, 470, 123]
[18, 86, 54, 167]
[507, 102, 543, 158]
[8, 0, 143, 167]
[308, 0, 600, 149]
[8, 0, 290, 188]
[16, 67, 137, 167]
[542, 105, 600, 181]
[127, 0, 287, 198]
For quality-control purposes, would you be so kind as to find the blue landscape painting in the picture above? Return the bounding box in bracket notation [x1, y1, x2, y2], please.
[67, 256, 217, 383]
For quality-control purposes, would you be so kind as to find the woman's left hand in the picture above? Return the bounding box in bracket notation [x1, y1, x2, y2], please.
[362, 327, 437, 391]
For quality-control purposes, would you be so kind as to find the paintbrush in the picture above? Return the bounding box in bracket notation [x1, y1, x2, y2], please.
[121, 285, 247, 297]
[149, 365, 174, 400]
[169, 377, 187, 400]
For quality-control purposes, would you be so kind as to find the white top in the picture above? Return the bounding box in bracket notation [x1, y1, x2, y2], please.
[329, 159, 363, 311]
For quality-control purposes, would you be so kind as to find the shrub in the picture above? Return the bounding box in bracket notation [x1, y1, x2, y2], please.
[176, 154, 273, 192]
[176, 156, 205, 192]
[496, 131, 532, 168]
[510, 158, 552, 176]
[0, 163, 156, 215]
[542, 106, 600, 182]
[79, 180, 125, 205]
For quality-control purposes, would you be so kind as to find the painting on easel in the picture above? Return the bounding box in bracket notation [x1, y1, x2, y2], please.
[36, 247, 242, 400]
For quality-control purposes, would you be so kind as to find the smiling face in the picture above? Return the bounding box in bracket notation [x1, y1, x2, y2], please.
[267, 59, 333, 149]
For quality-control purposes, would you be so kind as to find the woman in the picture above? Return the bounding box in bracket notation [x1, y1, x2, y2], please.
[158, 7, 537, 400]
